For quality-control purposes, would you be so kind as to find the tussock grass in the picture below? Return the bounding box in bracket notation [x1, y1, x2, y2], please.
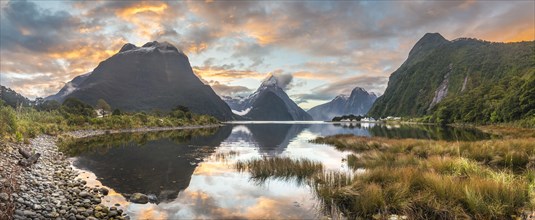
[315, 135, 535, 172]
[237, 129, 535, 219]
[235, 157, 324, 185]
[312, 134, 535, 219]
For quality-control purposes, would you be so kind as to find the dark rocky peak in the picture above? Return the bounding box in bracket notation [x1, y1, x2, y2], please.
[350, 87, 368, 96]
[409, 33, 450, 56]
[117, 41, 184, 55]
[119, 43, 138, 53]
[141, 41, 180, 53]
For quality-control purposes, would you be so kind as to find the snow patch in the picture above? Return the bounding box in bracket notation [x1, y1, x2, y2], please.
[232, 107, 252, 116]
[231, 125, 252, 135]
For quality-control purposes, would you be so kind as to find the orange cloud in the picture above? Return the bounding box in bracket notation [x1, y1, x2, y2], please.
[192, 66, 264, 80]
[186, 42, 209, 54]
[115, 2, 170, 43]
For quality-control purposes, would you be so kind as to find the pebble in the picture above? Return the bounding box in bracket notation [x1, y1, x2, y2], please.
[79, 191, 89, 197]
[0, 193, 8, 201]
[0, 135, 127, 219]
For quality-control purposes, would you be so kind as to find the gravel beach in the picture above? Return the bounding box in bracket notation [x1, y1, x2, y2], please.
[0, 135, 127, 220]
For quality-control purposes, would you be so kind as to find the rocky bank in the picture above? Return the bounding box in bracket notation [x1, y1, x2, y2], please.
[0, 135, 128, 220]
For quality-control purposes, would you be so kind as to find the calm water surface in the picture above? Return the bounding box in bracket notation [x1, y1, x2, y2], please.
[63, 122, 490, 219]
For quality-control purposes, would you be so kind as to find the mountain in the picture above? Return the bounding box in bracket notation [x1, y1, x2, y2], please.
[0, 85, 31, 108]
[46, 41, 234, 120]
[368, 33, 535, 124]
[307, 87, 378, 120]
[45, 72, 91, 101]
[225, 75, 312, 121]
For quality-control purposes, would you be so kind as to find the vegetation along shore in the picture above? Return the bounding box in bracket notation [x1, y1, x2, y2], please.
[0, 97, 221, 219]
[236, 126, 535, 219]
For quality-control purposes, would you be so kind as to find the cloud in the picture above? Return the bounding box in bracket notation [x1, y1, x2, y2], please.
[0, 0, 84, 52]
[293, 75, 388, 104]
[231, 42, 272, 68]
[0, 0, 533, 102]
[270, 71, 294, 91]
[192, 64, 264, 79]
[209, 81, 253, 97]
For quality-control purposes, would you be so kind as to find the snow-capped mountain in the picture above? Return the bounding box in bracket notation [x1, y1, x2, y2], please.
[46, 41, 234, 120]
[307, 87, 378, 120]
[224, 75, 312, 121]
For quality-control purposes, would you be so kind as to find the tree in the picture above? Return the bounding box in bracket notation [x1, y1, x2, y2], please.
[36, 100, 60, 112]
[61, 98, 96, 117]
[96, 99, 112, 116]
[112, 109, 122, 116]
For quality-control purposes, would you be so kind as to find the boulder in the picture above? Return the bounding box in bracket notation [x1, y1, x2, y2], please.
[129, 193, 148, 204]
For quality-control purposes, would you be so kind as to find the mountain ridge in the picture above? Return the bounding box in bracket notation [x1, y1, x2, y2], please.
[307, 87, 377, 120]
[224, 75, 312, 121]
[368, 33, 535, 124]
[47, 41, 234, 120]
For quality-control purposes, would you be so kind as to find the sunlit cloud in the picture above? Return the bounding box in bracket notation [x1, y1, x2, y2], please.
[115, 2, 170, 43]
[0, 0, 533, 103]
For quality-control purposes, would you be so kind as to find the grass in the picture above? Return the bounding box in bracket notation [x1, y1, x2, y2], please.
[314, 134, 535, 172]
[237, 127, 535, 219]
[0, 105, 219, 146]
[235, 157, 324, 185]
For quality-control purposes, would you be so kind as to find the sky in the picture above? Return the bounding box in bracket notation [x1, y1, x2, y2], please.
[0, 0, 533, 109]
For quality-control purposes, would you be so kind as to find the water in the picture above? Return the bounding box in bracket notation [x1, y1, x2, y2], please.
[63, 122, 490, 219]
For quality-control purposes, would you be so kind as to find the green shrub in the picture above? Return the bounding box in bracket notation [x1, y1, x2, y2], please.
[0, 106, 17, 137]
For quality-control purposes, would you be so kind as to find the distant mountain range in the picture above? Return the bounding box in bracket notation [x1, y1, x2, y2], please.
[307, 87, 377, 120]
[368, 33, 535, 123]
[15, 33, 532, 124]
[223, 75, 312, 121]
[46, 41, 234, 120]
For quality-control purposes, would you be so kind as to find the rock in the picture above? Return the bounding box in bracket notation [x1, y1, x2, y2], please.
[92, 197, 101, 204]
[147, 194, 158, 203]
[50, 212, 60, 218]
[99, 188, 109, 195]
[109, 210, 119, 217]
[23, 210, 36, 217]
[0, 192, 8, 201]
[33, 204, 43, 210]
[15, 210, 24, 216]
[129, 193, 149, 204]
[77, 207, 86, 213]
[79, 191, 89, 197]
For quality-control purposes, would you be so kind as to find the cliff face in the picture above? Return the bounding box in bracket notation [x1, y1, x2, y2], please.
[368, 33, 535, 123]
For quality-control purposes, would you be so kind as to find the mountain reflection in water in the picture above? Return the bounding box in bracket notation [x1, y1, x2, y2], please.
[65, 127, 232, 203]
[62, 122, 492, 219]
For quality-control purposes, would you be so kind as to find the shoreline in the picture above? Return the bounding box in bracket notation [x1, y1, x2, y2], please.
[63, 124, 223, 139]
[0, 123, 222, 219]
[0, 135, 128, 220]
